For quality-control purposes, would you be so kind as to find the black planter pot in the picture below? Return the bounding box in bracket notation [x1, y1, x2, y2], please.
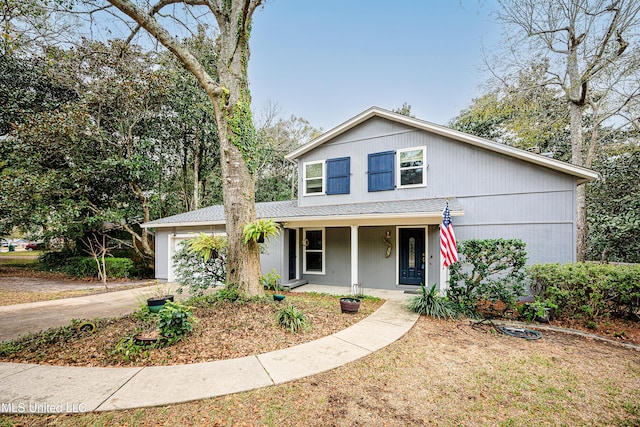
[147, 295, 174, 313]
[340, 297, 361, 314]
[273, 294, 285, 302]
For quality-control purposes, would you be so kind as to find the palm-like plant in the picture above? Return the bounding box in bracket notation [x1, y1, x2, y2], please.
[408, 283, 458, 318]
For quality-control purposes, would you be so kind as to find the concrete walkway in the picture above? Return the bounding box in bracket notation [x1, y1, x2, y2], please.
[0, 285, 417, 414]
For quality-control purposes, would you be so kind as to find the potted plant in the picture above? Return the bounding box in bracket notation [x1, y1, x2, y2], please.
[147, 287, 174, 313]
[242, 219, 279, 244]
[340, 297, 361, 314]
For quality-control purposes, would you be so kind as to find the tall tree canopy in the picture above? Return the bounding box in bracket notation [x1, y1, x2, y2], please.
[493, 0, 640, 261]
[91, 0, 266, 297]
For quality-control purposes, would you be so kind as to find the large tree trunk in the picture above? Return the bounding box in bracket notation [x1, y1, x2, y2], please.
[570, 102, 587, 262]
[568, 42, 587, 262]
[211, 2, 263, 296]
[107, 0, 264, 297]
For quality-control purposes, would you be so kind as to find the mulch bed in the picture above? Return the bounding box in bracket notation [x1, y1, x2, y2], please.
[0, 291, 383, 367]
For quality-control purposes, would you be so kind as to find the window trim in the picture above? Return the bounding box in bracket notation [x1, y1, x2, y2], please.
[303, 160, 325, 196]
[396, 146, 427, 188]
[303, 227, 325, 275]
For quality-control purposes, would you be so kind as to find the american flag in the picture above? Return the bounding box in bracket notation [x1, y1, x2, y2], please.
[440, 203, 459, 267]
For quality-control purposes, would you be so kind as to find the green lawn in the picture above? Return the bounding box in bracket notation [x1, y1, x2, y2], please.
[0, 251, 40, 265]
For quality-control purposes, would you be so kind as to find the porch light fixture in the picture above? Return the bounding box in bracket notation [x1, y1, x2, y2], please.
[385, 230, 391, 239]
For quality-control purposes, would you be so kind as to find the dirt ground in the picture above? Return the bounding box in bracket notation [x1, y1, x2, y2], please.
[0, 291, 383, 367]
[2, 317, 638, 427]
[0, 270, 639, 426]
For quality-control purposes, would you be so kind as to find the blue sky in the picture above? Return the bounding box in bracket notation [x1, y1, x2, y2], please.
[248, 1, 501, 131]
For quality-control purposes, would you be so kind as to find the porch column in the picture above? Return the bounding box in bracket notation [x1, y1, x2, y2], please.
[350, 225, 359, 294]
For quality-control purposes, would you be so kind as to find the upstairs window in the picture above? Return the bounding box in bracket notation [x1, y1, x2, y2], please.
[303, 161, 324, 195]
[368, 151, 395, 192]
[326, 157, 351, 195]
[397, 146, 426, 188]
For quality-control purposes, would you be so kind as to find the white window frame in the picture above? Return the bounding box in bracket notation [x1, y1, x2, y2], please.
[396, 146, 427, 188]
[303, 227, 325, 275]
[303, 160, 325, 196]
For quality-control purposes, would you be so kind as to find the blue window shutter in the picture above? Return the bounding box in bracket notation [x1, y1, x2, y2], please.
[326, 157, 350, 195]
[368, 151, 395, 191]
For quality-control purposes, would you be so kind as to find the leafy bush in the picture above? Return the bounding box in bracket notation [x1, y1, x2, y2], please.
[408, 283, 459, 318]
[276, 305, 309, 333]
[57, 256, 134, 278]
[587, 143, 640, 263]
[157, 301, 197, 345]
[260, 268, 282, 291]
[38, 248, 79, 270]
[519, 298, 558, 323]
[528, 262, 640, 321]
[173, 239, 227, 296]
[448, 239, 527, 314]
[214, 284, 241, 302]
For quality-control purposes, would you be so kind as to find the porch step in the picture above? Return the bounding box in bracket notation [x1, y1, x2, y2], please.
[283, 279, 309, 290]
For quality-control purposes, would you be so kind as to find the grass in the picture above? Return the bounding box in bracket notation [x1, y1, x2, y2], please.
[0, 250, 41, 257]
[0, 317, 637, 426]
[0, 289, 106, 306]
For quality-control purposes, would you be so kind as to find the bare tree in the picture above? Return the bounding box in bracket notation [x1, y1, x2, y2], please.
[89, 0, 264, 297]
[82, 233, 116, 289]
[495, 0, 640, 261]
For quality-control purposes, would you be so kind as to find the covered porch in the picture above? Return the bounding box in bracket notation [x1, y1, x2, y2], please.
[268, 198, 464, 293]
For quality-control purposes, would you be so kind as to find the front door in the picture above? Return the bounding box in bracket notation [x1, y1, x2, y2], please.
[288, 229, 297, 280]
[399, 228, 425, 286]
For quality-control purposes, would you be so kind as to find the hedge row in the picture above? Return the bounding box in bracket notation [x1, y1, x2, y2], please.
[62, 257, 135, 279]
[528, 263, 640, 321]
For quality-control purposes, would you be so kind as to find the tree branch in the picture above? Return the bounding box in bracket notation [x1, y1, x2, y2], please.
[108, 0, 222, 100]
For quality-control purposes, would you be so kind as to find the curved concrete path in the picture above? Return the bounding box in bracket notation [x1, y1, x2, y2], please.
[0, 285, 417, 414]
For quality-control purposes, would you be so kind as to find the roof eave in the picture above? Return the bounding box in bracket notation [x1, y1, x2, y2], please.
[142, 210, 464, 229]
[141, 220, 226, 229]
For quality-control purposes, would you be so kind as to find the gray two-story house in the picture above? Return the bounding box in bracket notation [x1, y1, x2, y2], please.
[142, 107, 598, 292]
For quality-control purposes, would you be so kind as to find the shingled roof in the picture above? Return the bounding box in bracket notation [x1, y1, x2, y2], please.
[142, 197, 463, 228]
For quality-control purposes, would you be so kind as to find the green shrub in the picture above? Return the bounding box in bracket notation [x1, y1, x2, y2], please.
[408, 283, 459, 318]
[61, 257, 134, 278]
[214, 284, 240, 302]
[276, 305, 309, 333]
[173, 240, 227, 296]
[448, 239, 527, 314]
[38, 249, 79, 270]
[260, 269, 282, 291]
[157, 301, 197, 345]
[528, 262, 640, 321]
[519, 298, 558, 322]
